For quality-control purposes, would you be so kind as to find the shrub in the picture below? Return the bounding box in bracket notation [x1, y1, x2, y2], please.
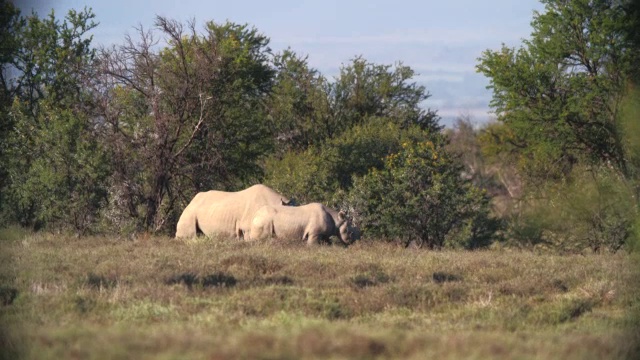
[348, 139, 498, 248]
[508, 167, 638, 253]
[262, 147, 333, 205]
[264, 117, 434, 206]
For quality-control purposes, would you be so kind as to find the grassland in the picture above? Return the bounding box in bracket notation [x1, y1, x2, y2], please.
[1, 230, 639, 359]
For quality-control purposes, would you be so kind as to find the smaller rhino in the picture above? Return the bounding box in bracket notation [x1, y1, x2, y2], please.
[249, 203, 356, 245]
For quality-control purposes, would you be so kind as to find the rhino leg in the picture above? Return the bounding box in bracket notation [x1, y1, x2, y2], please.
[249, 220, 272, 242]
[235, 222, 245, 241]
[175, 211, 196, 239]
[306, 233, 322, 246]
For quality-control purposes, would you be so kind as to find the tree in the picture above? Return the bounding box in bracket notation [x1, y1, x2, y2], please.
[267, 55, 441, 156]
[0, 0, 22, 224]
[477, 0, 639, 181]
[0, 0, 21, 106]
[2, 7, 108, 232]
[95, 17, 275, 232]
[328, 57, 440, 134]
[264, 117, 431, 206]
[7, 99, 108, 230]
[445, 117, 499, 191]
[263, 57, 443, 206]
[477, 0, 640, 251]
[268, 50, 331, 153]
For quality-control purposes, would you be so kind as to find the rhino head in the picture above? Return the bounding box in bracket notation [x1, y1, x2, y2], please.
[336, 211, 360, 246]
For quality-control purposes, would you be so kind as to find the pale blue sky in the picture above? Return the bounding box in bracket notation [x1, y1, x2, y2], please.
[17, 0, 544, 125]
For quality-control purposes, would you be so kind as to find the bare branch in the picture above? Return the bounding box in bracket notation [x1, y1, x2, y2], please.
[173, 93, 210, 160]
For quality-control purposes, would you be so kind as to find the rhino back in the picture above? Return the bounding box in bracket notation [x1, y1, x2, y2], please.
[249, 205, 278, 241]
[193, 185, 287, 238]
[273, 203, 335, 238]
[194, 192, 237, 236]
[237, 185, 289, 232]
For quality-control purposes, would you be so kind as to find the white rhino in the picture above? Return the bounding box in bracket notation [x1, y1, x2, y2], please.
[249, 203, 358, 245]
[175, 184, 292, 239]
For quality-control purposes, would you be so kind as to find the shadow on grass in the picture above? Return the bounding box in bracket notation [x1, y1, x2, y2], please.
[432, 271, 462, 284]
[86, 273, 117, 289]
[351, 263, 392, 289]
[166, 272, 237, 289]
[263, 275, 294, 286]
[0, 286, 18, 306]
[220, 254, 283, 275]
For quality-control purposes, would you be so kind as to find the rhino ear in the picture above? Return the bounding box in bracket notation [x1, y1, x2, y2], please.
[281, 198, 297, 206]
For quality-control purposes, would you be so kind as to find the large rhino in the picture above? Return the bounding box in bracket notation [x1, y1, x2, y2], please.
[175, 184, 292, 239]
[249, 203, 358, 245]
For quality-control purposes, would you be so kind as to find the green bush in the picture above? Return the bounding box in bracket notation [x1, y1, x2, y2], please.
[347, 139, 498, 249]
[263, 147, 332, 205]
[264, 117, 431, 206]
[508, 167, 637, 253]
[4, 99, 109, 232]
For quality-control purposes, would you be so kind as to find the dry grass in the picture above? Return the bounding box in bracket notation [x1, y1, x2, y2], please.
[1, 232, 639, 359]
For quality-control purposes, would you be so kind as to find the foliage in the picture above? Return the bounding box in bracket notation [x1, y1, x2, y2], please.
[475, 0, 640, 251]
[267, 55, 440, 153]
[493, 87, 640, 253]
[94, 18, 275, 232]
[11, 7, 97, 106]
[327, 56, 441, 133]
[264, 118, 432, 206]
[477, 121, 525, 192]
[264, 56, 444, 213]
[627, 1, 640, 82]
[1, 1, 504, 241]
[506, 167, 637, 253]
[445, 117, 518, 199]
[348, 138, 497, 249]
[268, 50, 331, 153]
[477, 0, 639, 181]
[619, 86, 640, 183]
[1, 7, 108, 232]
[0, 0, 22, 225]
[10, 0, 638, 249]
[5, 99, 108, 231]
[0, 7, 461, 236]
[608, 86, 640, 252]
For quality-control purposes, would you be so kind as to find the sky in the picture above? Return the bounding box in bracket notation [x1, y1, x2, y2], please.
[15, 0, 545, 126]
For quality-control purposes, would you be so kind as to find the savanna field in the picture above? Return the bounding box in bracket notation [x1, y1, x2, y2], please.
[1, 230, 639, 359]
[2, 0, 640, 358]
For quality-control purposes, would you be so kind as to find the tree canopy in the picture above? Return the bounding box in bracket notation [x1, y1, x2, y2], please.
[476, 0, 640, 251]
[477, 0, 640, 181]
